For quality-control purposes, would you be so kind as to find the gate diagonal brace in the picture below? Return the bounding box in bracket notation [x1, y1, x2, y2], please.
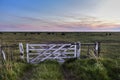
[30, 45, 56, 63]
[38, 44, 69, 62]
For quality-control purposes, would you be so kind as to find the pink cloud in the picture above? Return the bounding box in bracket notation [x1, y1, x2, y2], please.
[0, 14, 120, 31]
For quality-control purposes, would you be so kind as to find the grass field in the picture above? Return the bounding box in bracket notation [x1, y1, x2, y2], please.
[0, 32, 120, 80]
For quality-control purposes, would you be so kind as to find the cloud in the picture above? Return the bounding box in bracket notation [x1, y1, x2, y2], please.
[93, 0, 120, 20]
[0, 14, 120, 31]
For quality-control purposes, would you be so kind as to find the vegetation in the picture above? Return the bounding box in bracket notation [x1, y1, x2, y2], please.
[0, 61, 64, 80]
[0, 61, 29, 80]
[63, 58, 120, 80]
[0, 32, 120, 80]
[28, 60, 63, 80]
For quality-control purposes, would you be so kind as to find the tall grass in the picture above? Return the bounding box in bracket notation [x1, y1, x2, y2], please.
[0, 61, 29, 80]
[62, 58, 120, 80]
[28, 60, 64, 80]
[0, 60, 64, 80]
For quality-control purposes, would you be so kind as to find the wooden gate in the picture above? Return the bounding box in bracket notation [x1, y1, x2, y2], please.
[26, 42, 81, 63]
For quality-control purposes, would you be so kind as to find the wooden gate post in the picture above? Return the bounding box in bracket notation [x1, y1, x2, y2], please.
[95, 42, 100, 57]
[26, 43, 29, 63]
[76, 42, 81, 59]
[19, 43, 24, 60]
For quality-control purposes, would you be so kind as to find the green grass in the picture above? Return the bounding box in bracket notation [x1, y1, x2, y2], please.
[0, 61, 29, 80]
[62, 58, 120, 80]
[0, 60, 64, 80]
[1, 59, 119, 80]
[28, 60, 64, 80]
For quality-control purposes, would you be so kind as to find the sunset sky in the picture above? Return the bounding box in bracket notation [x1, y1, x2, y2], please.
[0, 0, 120, 31]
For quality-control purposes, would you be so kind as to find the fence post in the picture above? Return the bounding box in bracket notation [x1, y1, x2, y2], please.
[2, 50, 6, 61]
[19, 43, 24, 60]
[0, 45, 6, 61]
[76, 42, 81, 59]
[98, 42, 101, 57]
[0, 45, 1, 57]
[95, 42, 100, 57]
[26, 43, 29, 63]
[87, 45, 90, 56]
[74, 42, 77, 58]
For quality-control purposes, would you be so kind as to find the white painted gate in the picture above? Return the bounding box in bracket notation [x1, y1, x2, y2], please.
[26, 42, 81, 63]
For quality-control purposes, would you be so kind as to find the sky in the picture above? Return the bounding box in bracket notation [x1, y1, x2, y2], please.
[0, 0, 120, 31]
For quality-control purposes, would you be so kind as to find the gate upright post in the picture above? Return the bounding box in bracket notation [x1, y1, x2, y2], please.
[74, 42, 77, 58]
[26, 43, 29, 63]
[76, 42, 81, 59]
